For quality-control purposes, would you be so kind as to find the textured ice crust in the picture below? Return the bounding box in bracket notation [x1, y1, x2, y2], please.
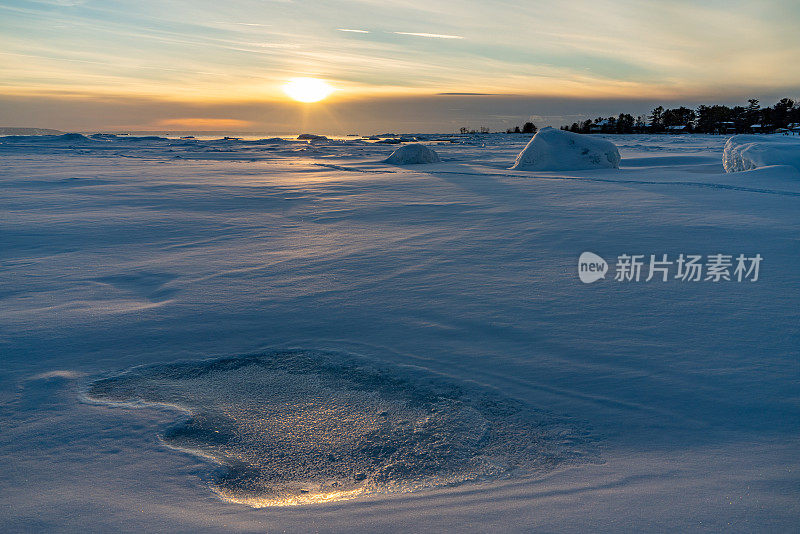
[87, 350, 594, 507]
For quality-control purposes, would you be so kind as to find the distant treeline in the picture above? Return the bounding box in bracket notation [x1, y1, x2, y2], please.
[461, 122, 538, 135]
[504, 122, 537, 134]
[559, 98, 800, 135]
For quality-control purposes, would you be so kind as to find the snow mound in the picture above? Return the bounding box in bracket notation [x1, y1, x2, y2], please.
[383, 143, 441, 164]
[511, 127, 620, 171]
[87, 350, 595, 507]
[722, 135, 800, 173]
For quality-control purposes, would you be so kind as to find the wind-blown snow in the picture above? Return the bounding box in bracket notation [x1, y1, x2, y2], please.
[383, 143, 440, 164]
[722, 134, 800, 173]
[511, 127, 620, 171]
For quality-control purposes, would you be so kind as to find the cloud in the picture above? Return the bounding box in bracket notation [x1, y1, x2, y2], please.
[438, 92, 502, 96]
[1, 0, 798, 113]
[32, 0, 87, 5]
[393, 32, 464, 39]
[213, 22, 272, 27]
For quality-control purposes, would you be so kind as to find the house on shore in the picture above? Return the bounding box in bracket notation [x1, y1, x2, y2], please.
[717, 121, 736, 134]
[666, 125, 688, 134]
[589, 119, 611, 133]
[749, 124, 774, 134]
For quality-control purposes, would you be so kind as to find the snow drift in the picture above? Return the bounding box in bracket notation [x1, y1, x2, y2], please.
[511, 127, 620, 171]
[722, 135, 800, 173]
[383, 143, 440, 164]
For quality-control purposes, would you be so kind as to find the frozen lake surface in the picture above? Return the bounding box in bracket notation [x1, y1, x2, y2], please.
[1, 133, 798, 532]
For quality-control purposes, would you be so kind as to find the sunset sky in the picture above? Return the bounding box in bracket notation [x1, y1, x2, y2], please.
[1, 0, 798, 132]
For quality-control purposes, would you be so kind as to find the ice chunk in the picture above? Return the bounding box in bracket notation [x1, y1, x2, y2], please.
[383, 143, 441, 164]
[722, 135, 800, 173]
[87, 350, 595, 507]
[511, 127, 620, 171]
[297, 133, 328, 141]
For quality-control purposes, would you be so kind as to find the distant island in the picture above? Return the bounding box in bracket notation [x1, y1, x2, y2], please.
[0, 127, 65, 136]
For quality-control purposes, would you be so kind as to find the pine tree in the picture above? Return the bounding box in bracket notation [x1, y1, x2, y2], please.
[649, 106, 664, 132]
[746, 99, 760, 126]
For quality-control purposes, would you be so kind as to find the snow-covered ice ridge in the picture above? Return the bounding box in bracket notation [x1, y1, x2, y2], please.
[86, 350, 595, 507]
[722, 134, 800, 173]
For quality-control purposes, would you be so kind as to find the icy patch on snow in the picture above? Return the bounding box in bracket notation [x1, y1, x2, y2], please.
[722, 135, 800, 173]
[86, 350, 594, 507]
[383, 143, 441, 165]
[511, 127, 620, 171]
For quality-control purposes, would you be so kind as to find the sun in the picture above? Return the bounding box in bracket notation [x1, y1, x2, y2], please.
[283, 77, 335, 103]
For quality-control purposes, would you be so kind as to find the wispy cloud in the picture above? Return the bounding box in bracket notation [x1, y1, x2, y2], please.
[393, 32, 464, 39]
[438, 92, 501, 96]
[1, 0, 798, 108]
[214, 22, 272, 27]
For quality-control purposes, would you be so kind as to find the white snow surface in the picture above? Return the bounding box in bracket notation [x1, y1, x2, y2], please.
[511, 127, 621, 170]
[1, 133, 799, 532]
[722, 134, 800, 173]
[383, 143, 440, 164]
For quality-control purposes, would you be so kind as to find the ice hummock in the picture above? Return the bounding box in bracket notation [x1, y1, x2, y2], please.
[722, 135, 800, 173]
[383, 143, 441, 164]
[511, 127, 620, 171]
